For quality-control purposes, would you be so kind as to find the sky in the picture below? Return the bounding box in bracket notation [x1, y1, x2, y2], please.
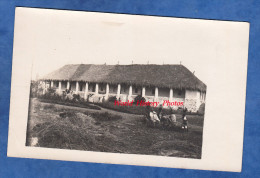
[14, 8, 249, 85]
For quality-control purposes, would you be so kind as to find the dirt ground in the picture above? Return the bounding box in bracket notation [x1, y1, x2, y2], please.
[26, 98, 204, 159]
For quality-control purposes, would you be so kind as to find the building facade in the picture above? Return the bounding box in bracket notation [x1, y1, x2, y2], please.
[40, 64, 206, 112]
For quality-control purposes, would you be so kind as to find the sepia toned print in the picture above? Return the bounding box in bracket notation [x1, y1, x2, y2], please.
[8, 7, 249, 172]
[26, 63, 206, 158]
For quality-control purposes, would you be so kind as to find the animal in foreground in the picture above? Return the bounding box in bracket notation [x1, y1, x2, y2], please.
[161, 114, 177, 127]
[148, 111, 160, 126]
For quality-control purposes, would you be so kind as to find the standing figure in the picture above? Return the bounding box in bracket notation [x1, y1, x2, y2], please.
[182, 114, 188, 132]
[157, 104, 163, 119]
[145, 105, 152, 120]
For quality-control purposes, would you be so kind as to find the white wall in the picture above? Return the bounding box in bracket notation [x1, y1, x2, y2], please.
[185, 90, 202, 112]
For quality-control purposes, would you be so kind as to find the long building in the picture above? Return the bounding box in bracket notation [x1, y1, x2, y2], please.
[40, 64, 206, 112]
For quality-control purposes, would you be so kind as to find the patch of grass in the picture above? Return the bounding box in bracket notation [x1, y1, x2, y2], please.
[30, 120, 95, 150]
[175, 115, 204, 127]
[59, 111, 85, 125]
[43, 104, 55, 110]
[27, 110, 123, 151]
[186, 115, 204, 127]
[26, 99, 204, 159]
[39, 98, 101, 110]
[84, 111, 123, 121]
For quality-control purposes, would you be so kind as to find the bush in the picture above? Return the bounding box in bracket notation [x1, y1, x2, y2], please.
[87, 94, 94, 102]
[38, 88, 60, 100]
[54, 93, 63, 101]
[134, 95, 146, 104]
[59, 111, 77, 118]
[84, 111, 122, 121]
[96, 101, 146, 115]
[59, 111, 84, 125]
[43, 104, 55, 110]
[47, 88, 56, 95]
[72, 94, 80, 102]
[30, 80, 41, 98]
[108, 96, 117, 103]
[39, 98, 101, 110]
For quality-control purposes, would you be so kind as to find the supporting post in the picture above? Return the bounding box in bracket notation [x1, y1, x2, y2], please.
[58, 81, 62, 94]
[142, 87, 146, 97]
[95, 83, 99, 95]
[66, 81, 70, 90]
[105, 84, 109, 100]
[169, 88, 173, 101]
[84, 82, 89, 100]
[75, 81, 79, 94]
[128, 85, 132, 100]
[117, 84, 121, 99]
[155, 87, 158, 101]
[42, 81, 46, 94]
[51, 81, 54, 88]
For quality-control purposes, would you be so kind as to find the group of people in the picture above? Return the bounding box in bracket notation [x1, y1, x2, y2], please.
[145, 104, 188, 131]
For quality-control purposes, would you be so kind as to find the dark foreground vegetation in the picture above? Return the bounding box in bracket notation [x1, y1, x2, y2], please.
[26, 98, 204, 159]
[39, 98, 101, 110]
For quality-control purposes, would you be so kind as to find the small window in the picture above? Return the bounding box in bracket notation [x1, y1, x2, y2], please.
[135, 87, 138, 93]
[100, 86, 104, 91]
[123, 87, 126, 92]
[56, 82, 59, 87]
[92, 85, 95, 92]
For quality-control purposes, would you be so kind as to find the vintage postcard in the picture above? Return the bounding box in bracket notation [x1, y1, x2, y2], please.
[8, 7, 249, 172]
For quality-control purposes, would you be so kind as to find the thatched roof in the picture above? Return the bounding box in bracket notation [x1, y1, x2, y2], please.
[41, 64, 206, 92]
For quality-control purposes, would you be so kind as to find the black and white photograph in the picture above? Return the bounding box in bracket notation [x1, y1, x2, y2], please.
[23, 8, 208, 159]
[27, 63, 206, 159]
[8, 7, 249, 171]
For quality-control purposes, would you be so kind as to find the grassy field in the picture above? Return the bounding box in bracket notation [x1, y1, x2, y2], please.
[26, 98, 204, 159]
